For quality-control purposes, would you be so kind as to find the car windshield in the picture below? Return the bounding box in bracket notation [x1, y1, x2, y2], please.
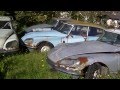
[53, 21, 64, 30]
[48, 19, 58, 26]
[0, 21, 11, 29]
[98, 31, 118, 44]
[58, 24, 72, 34]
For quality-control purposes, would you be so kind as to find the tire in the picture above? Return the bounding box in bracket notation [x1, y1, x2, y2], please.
[37, 43, 53, 52]
[19, 38, 30, 53]
[71, 75, 80, 79]
[84, 63, 109, 79]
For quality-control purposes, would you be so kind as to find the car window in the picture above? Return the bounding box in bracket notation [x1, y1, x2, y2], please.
[99, 31, 117, 44]
[70, 25, 85, 35]
[70, 26, 78, 35]
[88, 27, 103, 36]
[0, 21, 11, 29]
[53, 21, 64, 30]
[114, 34, 120, 44]
[59, 24, 72, 34]
[80, 26, 88, 37]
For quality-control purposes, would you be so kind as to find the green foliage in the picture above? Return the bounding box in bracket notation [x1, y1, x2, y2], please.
[0, 52, 72, 79]
[14, 11, 62, 34]
[15, 11, 46, 33]
[1, 52, 120, 79]
[0, 11, 111, 34]
[0, 11, 62, 34]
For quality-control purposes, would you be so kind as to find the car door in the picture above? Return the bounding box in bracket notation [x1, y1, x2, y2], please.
[62, 25, 88, 43]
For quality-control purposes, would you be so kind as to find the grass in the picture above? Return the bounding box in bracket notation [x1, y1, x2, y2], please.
[0, 52, 72, 79]
[1, 52, 120, 79]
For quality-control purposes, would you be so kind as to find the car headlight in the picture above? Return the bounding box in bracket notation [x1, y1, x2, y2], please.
[6, 40, 19, 50]
[56, 57, 88, 73]
[24, 38, 33, 47]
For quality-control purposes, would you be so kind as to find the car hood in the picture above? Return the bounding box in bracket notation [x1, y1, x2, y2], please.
[25, 24, 53, 32]
[0, 29, 14, 49]
[22, 30, 66, 41]
[48, 41, 120, 62]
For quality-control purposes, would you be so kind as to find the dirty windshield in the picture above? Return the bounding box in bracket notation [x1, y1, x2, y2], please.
[99, 31, 117, 44]
[58, 24, 72, 34]
[53, 21, 64, 30]
[0, 21, 11, 29]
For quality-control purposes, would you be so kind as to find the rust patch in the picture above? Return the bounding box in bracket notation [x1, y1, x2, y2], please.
[78, 57, 88, 65]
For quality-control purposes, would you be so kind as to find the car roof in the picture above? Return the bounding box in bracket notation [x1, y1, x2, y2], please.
[66, 19, 105, 29]
[105, 29, 120, 34]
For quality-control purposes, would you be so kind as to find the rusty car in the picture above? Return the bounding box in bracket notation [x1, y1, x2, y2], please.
[0, 16, 19, 55]
[47, 28, 120, 79]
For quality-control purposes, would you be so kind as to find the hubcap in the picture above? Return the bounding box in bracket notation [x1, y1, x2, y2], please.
[41, 46, 50, 52]
[93, 70, 101, 79]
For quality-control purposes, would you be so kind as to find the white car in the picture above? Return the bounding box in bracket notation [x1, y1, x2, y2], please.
[0, 16, 19, 55]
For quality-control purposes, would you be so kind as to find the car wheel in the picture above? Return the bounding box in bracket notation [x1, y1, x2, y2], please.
[71, 75, 80, 79]
[37, 43, 53, 52]
[84, 63, 109, 79]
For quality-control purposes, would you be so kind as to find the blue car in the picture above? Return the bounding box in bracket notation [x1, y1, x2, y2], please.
[22, 20, 105, 52]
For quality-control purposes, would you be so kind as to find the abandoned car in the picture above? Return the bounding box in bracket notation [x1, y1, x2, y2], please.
[25, 18, 70, 33]
[22, 20, 105, 52]
[47, 28, 120, 79]
[0, 16, 19, 54]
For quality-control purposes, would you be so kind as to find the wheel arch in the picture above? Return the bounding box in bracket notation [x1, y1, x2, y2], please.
[81, 62, 109, 76]
[36, 41, 54, 48]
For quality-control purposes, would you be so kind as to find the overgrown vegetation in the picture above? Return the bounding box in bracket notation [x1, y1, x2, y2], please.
[1, 52, 120, 79]
[0, 52, 72, 79]
[0, 11, 110, 34]
[0, 11, 120, 79]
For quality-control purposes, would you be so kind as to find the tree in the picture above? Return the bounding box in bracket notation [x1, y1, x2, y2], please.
[0, 11, 112, 34]
[0, 11, 5, 15]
